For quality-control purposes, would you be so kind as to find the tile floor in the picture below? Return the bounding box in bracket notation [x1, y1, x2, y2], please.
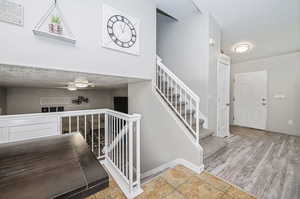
[85, 165, 256, 199]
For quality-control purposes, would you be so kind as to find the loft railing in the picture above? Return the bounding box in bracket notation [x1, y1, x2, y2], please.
[58, 109, 142, 199]
[156, 56, 200, 143]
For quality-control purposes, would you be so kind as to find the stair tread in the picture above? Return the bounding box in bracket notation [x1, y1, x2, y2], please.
[199, 136, 227, 160]
[199, 128, 214, 140]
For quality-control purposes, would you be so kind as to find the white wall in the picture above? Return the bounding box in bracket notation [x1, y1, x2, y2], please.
[0, 88, 6, 115]
[6, 87, 114, 115]
[157, 12, 222, 130]
[128, 81, 203, 173]
[157, 12, 210, 116]
[231, 52, 300, 136]
[207, 15, 222, 130]
[0, 0, 156, 80]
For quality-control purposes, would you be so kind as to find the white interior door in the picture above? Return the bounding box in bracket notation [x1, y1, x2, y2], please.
[233, 71, 268, 130]
[217, 57, 231, 137]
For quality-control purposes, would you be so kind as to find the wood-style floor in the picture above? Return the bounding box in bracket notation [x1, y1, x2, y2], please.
[205, 126, 300, 199]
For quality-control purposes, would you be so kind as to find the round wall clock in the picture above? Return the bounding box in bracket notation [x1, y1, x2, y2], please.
[107, 15, 137, 48]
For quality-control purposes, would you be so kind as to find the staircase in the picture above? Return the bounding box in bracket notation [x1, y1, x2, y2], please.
[156, 56, 227, 160]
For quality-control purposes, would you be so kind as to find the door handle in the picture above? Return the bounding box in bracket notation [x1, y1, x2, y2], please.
[262, 103, 267, 106]
[226, 103, 230, 106]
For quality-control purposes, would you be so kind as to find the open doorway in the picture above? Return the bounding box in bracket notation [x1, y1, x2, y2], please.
[0, 64, 137, 116]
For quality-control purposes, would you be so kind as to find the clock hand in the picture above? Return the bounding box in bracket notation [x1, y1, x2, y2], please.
[119, 23, 124, 33]
[122, 23, 126, 33]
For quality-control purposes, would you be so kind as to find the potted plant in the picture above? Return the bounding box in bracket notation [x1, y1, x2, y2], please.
[49, 16, 63, 34]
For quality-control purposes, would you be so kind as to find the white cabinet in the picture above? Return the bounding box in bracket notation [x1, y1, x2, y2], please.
[0, 114, 60, 144]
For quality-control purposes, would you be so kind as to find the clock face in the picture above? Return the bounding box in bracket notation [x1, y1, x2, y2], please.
[107, 15, 137, 48]
[102, 4, 140, 55]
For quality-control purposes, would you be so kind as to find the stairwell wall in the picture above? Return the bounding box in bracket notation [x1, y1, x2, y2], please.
[157, 12, 210, 118]
[157, 12, 222, 131]
[128, 81, 203, 173]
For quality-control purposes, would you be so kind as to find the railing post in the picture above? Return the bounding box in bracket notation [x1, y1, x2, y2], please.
[104, 113, 108, 160]
[128, 118, 134, 193]
[135, 116, 141, 189]
[196, 101, 200, 144]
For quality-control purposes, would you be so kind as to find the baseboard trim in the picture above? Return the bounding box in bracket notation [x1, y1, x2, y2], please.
[141, 159, 204, 180]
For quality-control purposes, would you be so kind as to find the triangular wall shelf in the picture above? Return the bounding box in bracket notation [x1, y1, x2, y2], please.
[33, 0, 76, 44]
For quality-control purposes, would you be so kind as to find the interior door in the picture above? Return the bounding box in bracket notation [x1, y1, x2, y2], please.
[217, 57, 231, 137]
[233, 71, 268, 130]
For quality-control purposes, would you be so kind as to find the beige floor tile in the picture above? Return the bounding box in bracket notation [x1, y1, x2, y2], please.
[164, 191, 186, 199]
[220, 194, 234, 199]
[225, 186, 257, 199]
[85, 195, 96, 199]
[198, 172, 231, 192]
[177, 179, 224, 199]
[110, 188, 127, 199]
[109, 177, 118, 188]
[140, 177, 175, 199]
[174, 165, 196, 176]
[161, 166, 194, 187]
[94, 186, 116, 199]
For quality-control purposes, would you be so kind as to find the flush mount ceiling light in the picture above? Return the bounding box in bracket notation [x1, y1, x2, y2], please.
[232, 42, 253, 54]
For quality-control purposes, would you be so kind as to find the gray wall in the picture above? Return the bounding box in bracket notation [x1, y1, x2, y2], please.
[0, 0, 156, 80]
[231, 52, 300, 136]
[6, 87, 115, 115]
[0, 88, 6, 115]
[128, 81, 202, 173]
[157, 12, 210, 116]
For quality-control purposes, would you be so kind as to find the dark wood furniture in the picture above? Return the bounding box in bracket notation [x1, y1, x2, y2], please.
[0, 133, 109, 199]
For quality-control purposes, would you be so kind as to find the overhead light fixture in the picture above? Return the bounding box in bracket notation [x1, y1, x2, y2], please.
[233, 42, 253, 54]
[67, 83, 77, 91]
[74, 78, 89, 88]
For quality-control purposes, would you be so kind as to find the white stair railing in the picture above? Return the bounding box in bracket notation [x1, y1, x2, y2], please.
[59, 109, 142, 199]
[156, 56, 200, 143]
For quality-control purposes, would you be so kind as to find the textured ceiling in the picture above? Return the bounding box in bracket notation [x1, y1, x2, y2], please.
[0, 64, 145, 90]
[158, 0, 300, 63]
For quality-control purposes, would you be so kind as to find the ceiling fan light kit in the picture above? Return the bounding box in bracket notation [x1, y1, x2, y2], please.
[67, 78, 94, 91]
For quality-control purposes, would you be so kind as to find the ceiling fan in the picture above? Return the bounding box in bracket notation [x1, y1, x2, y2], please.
[58, 78, 95, 91]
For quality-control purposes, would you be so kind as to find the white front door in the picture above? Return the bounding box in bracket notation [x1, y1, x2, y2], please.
[217, 56, 231, 137]
[233, 71, 268, 130]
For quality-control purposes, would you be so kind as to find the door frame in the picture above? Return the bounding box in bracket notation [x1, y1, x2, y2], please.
[233, 70, 268, 130]
[217, 54, 231, 137]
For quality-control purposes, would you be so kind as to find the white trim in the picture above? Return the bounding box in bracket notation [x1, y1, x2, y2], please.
[141, 159, 204, 180]
[101, 159, 143, 199]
